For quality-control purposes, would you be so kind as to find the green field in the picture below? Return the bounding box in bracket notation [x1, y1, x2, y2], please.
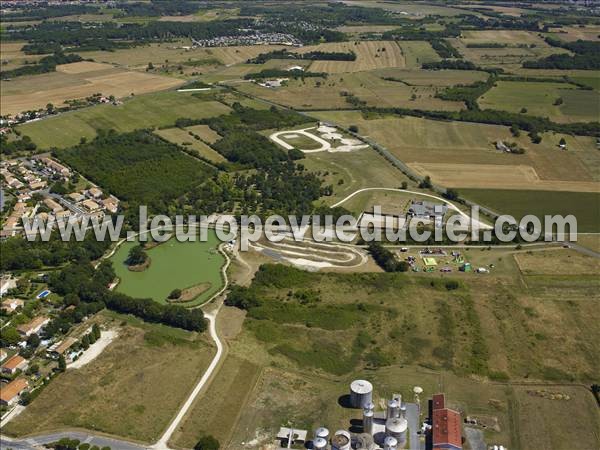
[18, 91, 231, 149]
[478, 81, 599, 123]
[203, 261, 600, 450]
[154, 127, 226, 163]
[461, 189, 600, 232]
[111, 233, 226, 306]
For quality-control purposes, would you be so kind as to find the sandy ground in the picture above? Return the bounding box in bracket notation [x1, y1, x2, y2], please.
[68, 330, 118, 369]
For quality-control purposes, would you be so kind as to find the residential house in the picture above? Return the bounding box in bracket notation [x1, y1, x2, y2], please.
[43, 198, 63, 213]
[0, 378, 29, 406]
[87, 187, 103, 199]
[17, 316, 50, 337]
[1, 298, 24, 313]
[1, 354, 28, 375]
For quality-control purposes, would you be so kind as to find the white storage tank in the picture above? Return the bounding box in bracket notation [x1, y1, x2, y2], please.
[387, 399, 400, 419]
[385, 417, 408, 445]
[363, 408, 374, 435]
[384, 436, 398, 450]
[350, 380, 373, 409]
[313, 437, 328, 450]
[331, 430, 351, 450]
[315, 427, 330, 440]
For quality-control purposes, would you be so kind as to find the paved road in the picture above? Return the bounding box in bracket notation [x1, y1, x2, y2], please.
[1, 432, 145, 450]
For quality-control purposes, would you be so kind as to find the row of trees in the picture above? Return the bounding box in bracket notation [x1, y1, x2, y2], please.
[1, 52, 83, 80]
[524, 38, 600, 69]
[247, 49, 356, 64]
[49, 261, 207, 332]
[367, 242, 409, 272]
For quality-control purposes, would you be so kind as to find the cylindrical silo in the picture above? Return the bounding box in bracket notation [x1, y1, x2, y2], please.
[384, 436, 398, 450]
[315, 427, 330, 441]
[387, 399, 400, 419]
[385, 417, 407, 447]
[364, 401, 375, 411]
[350, 380, 373, 409]
[331, 430, 351, 450]
[363, 408, 374, 435]
[399, 405, 407, 419]
[313, 437, 328, 450]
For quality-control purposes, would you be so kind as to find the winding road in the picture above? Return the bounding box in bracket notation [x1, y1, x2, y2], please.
[331, 186, 493, 230]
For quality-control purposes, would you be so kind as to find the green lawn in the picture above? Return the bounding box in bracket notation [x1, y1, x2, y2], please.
[478, 80, 598, 123]
[18, 91, 231, 149]
[111, 232, 226, 306]
[461, 189, 600, 232]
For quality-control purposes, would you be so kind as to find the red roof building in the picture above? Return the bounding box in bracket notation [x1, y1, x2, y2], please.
[432, 393, 445, 410]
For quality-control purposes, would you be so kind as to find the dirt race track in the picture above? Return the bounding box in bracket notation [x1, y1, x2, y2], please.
[1, 62, 184, 116]
[408, 162, 600, 192]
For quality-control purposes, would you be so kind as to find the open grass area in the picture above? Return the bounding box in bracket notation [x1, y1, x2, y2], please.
[110, 233, 226, 306]
[3, 311, 214, 443]
[154, 127, 226, 163]
[18, 91, 231, 148]
[216, 260, 599, 450]
[310, 111, 600, 192]
[172, 355, 262, 448]
[300, 145, 413, 206]
[460, 189, 600, 232]
[1, 61, 185, 116]
[478, 80, 599, 123]
[545, 25, 600, 42]
[234, 71, 463, 111]
[0, 40, 45, 72]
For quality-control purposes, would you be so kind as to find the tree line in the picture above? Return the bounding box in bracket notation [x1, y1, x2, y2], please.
[247, 49, 356, 64]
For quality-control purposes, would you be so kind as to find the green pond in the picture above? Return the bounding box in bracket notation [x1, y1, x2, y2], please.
[110, 232, 225, 306]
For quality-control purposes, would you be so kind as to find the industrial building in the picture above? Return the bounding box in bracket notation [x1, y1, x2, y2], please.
[287, 382, 463, 450]
[299, 380, 414, 450]
[426, 394, 463, 450]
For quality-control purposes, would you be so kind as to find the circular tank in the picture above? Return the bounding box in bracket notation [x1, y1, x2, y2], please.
[387, 399, 400, 419]
[331, 430, 351, 450]
[313, 437, 328, 450]
[400, 405, 407, 418]
[385, 417, 408, 442]
[350, 379, 373, 409]
[384, 436, 398, 450]
[364, 401, 375, 411]
[363, 408, 374, 435]
[315, 427, 330, 440]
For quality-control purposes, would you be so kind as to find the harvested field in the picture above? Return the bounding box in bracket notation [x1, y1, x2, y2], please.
[409, 162, 599, 192]
[293, 41, 406, 73]
[462, 30, 548, 46]
[18, 91, 231, 149]
[80, 42, 286, 71]
[514, 249, 600, 276]
[374, 68, 488, 86]
[235, 71, 462, 111]
[0, 41, 45, 71]
[184, 124, 221, 144]
[546, 25, 600, 42]
[310, 111, 600, 189]
[55, 61, 115, 74]
[1, 62, 184, 116]
[342, 0, 472, 16]
[154, 127, 226, 163]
